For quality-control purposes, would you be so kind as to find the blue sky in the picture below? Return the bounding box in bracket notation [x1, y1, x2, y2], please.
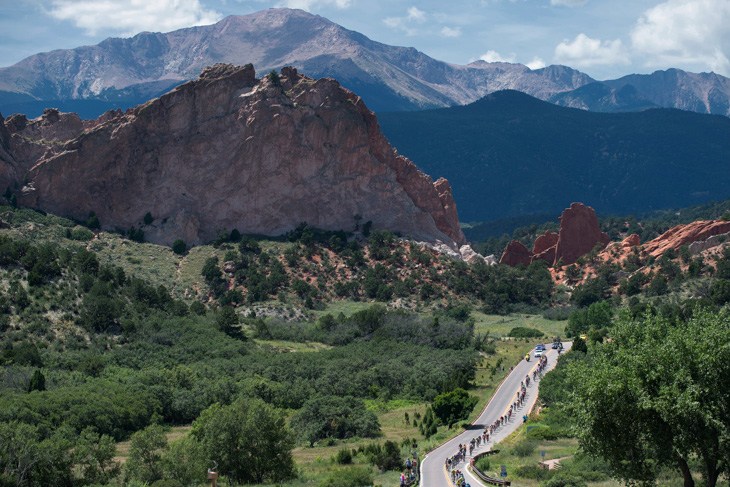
[1, 0, 729, 80]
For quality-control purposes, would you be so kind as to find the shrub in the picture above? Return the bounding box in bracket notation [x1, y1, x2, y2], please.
[512, 439, 536, 458]
[128, 226, 144, 243]
[474, 455, 490, 473]
[526, 426, 561, 441]
[172, 239, 186, 255]
[321, 467, 373, 487]
[541, 475, 587, 487]
[143, 212, 153, 225]
[335, 447, 352, 464]
[508, 326, 543, 338]
[86, 212, 100, 229]
[69, 227, 94, 241]
[371, 440, 401, 471]
[514, 464, 554, 481]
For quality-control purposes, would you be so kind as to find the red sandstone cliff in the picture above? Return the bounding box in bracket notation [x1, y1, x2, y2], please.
[1, 64, 466, 248]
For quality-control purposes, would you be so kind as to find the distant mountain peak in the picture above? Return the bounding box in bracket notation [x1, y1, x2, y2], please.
[1, 7, 729, 118]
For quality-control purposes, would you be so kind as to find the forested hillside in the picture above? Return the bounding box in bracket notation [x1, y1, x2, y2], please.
[379, 90, 730, 222]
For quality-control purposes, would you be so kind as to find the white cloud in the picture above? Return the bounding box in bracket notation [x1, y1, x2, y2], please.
[526, 56, 546, 70]
[554, 33, 629, 66]
[550, 0, 588, 6]
[479, 50, 516, 63]
[47, 0, 222, 36]
[407, 6, 426, 23]
[383, 6, 427, 36]
[278, 0, 352, 8]
[630, 0, 730, 75]
[440, 26, 462, 38]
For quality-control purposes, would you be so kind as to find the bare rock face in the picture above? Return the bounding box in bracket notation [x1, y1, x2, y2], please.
[642, 220, 730, 258]
[622, 234, 641, 248]
[531, 230, 559, 264]
[2, 64, 466, 248]
[499, 240, 532, 267]
[554, 203, 609, 265]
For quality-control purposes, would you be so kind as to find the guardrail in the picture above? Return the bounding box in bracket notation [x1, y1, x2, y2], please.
[470, 450, 510, 486]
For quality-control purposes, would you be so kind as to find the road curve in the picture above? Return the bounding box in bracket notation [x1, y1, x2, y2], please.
[420, 343, 571, 487]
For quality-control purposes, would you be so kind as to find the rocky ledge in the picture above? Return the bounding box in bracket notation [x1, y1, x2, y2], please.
[0, 64, 466, 249]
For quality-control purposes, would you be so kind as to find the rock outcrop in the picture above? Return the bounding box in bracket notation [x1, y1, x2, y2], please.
[554, 203, 610, 265]
[531, 230, 559, 265]
[642, 220, 730, 258]
[499, 241, 533, 267]
[1, 64, 466, 248]
[499, 203, 608, 267]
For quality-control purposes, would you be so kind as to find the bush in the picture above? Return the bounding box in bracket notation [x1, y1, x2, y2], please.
[69, 227, 94, 241]
[508, 326, 543, 338]
[335, 447, 352, 464]
[512, 439, 536, 458]
[431, 388, 478, 427]
[474, 455, 490, 473]
[172, 239, 186, 255]
[514, 464, 554, 481]
[526, 426, 561, 441]
[86, 212, 100, 229]
[143, 212, 153, 225]
[371, 440, 402, 471]
[541, 475, 587, 487]
[321, 467, 373, 487]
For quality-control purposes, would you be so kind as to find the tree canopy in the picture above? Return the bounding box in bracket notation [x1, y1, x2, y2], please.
[566, 308, 730, 487]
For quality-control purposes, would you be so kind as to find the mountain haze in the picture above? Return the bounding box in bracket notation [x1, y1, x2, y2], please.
[3, 8, 729, 118]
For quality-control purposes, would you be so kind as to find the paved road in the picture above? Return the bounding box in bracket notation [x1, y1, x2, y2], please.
[420, 343, 571, 487]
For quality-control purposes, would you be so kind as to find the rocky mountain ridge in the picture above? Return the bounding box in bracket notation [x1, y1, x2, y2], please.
[1, 64, 465, 249]
[1, 8, 729, 118]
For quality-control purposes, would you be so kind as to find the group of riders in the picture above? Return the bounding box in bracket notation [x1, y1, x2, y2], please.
[399, 455, 418, 486]
[443, 351, 551, 483]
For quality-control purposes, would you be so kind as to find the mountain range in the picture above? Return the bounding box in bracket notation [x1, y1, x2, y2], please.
[1, 8, 729, 119]
[377, 90, 730, 223]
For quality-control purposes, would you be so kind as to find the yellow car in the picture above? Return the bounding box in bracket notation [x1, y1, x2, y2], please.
[579, 334, 587, 340]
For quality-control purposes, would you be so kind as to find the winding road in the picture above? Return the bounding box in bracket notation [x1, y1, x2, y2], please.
[420, 343, 571, 487]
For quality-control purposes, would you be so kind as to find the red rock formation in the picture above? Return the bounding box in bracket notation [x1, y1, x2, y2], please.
[1, 64, 466, 248]
[531, 230, 559, 264]
[499, 241, 533, 267]
[642, 220, 730, 258]
[500, 203, 608, 267]
[554, 203, 610, 265]
[622, 234, 641, 248]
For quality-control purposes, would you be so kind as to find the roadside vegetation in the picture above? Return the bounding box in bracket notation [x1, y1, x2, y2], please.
[1, 198, 729, 486]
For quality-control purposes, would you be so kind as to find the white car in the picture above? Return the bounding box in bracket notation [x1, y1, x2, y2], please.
[534, 349, 544, 358]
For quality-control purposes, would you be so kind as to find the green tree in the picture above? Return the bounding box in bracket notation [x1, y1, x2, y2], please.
[0, 421, 74, 486]
[86, 211, 100, 229]
[73, 427, 121, 485]
[172, 239, 186, 255]
[268, 69, 281, 86]
[216, 306, 240, 337]
[124, 424, 168, 484]
[566, 309, 730, 487]
[27, 369, 46, 392]
[431, 388, 478, 427]
[290, 395, 380, 445]
[191, 397, 296, 484]
[143, 212, 153, 225]
[162, 436, 207, 487]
